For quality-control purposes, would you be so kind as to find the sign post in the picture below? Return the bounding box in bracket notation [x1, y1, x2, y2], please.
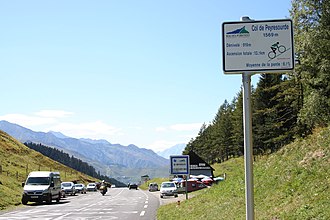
[243, 71, 254, 220]
[222, 17, 294, 220]
[170, 155, 190, 200]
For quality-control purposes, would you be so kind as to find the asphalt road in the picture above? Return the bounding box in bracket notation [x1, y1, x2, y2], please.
[0, 188, 166, 220]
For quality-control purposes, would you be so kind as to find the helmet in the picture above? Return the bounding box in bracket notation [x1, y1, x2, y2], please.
[102, 180, 105, 183]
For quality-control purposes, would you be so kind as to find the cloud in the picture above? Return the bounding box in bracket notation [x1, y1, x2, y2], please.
[0, 113, 56, 126]
[155, 126, 167, 132]
[128, 126, 143, 130]
[0, 110, 201, 152]
[151, 123, 201, 151]
[35, 110, 73, 118]
[47, 121, 121, 140]
[0, 110, 121, 141]
[0, 110, 75, 128]
[149, 140, 181, 152]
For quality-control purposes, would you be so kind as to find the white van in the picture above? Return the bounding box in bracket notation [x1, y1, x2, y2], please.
[22, 171, 62, 205]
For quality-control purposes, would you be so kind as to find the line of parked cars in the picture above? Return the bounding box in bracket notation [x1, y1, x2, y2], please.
[60, 182, 95, 197]
[21, 171, 104, 205]
[151, 174, 223, 199]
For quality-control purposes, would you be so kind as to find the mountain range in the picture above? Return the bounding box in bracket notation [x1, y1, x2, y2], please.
[157, 143, 186, 159]
[0, 120, 173, 183]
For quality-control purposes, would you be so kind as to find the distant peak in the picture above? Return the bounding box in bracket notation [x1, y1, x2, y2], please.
[48, 131, 68, 139]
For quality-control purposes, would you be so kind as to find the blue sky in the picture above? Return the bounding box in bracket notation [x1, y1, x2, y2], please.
[0, 0, 291, 152]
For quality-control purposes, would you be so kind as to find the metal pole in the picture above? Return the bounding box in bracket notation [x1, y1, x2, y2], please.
[243, 72, 254, 220]
[185, 175, 188, 200]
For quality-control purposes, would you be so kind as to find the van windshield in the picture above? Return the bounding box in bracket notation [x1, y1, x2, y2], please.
[26, 177, 50, 185]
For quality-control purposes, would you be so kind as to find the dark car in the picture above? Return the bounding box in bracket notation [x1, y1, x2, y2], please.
[128, 183, 138, 190]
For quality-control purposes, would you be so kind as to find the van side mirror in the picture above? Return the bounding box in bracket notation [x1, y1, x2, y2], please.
[50, 182, 54, 187]
[22, 182, 25, 187]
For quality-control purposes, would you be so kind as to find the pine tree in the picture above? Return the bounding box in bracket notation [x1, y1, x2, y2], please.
[231, 89, 244, 156]
[253, 74, 283, 153]
[291, 0, 330, 131]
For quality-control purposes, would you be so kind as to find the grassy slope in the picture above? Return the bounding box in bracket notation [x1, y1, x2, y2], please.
[157, 127, 330, 220]
[0, 131, 99, 210]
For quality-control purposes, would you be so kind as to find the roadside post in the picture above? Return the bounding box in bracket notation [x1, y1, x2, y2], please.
[222, 17, 294, 219]
[170, 155, 190, 200]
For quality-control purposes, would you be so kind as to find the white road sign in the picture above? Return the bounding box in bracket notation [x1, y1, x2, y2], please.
[170, 155, 190, 175]
[222, 19, 294, 74]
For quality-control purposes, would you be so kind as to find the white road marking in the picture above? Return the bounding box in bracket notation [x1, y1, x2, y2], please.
[140, 211, 145, 216]
[53, 212, 72, 220]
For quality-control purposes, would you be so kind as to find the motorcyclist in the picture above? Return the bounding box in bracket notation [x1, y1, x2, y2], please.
[100, 180, 108, 195]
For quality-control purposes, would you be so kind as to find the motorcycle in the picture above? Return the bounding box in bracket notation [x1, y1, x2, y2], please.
[100, 185, 107, 196]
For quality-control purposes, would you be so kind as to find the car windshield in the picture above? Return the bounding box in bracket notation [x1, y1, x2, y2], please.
[161, 182, 175, 188]
[62, 183, 72, 187]
[88, 184, 95, 186]
[26, 177, 50, 185]
[75, 184, 83, 187]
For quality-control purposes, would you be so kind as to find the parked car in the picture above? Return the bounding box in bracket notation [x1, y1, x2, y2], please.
[86, 183, 97, 191]
[148, 183, 159, 191]
[75, 184, 86, 194]
[201, 177, 214, 186]
[61, 182, 76, 195]
[160, 181, 178, 198]
[213, 176, 225, 184]
[21, 171, 61, 205]
[60, 187, 66, 198]
[128, 183, 138, 190]
[177, 179, 206, 193]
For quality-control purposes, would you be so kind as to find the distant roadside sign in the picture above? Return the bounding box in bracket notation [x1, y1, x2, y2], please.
[170, 155, 190, 175]
[222, 19, 294, 74]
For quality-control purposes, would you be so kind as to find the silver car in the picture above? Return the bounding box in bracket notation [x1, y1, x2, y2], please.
[148, 183, 159, 191]
[160, 182, 178, 198]
[75, 184, 86, 194]
[86, 183, 97, 191]
[61, 182, 76, 196]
